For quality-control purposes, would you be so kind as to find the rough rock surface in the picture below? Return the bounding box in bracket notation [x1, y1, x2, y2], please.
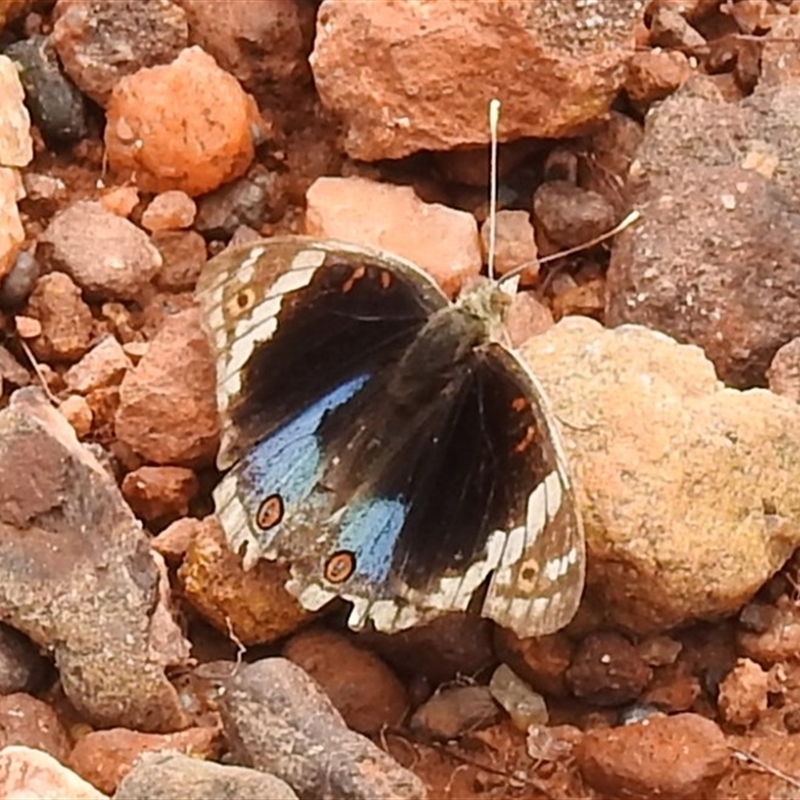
[38, 201, 162, 300]
[218, 658, 427, 800]
[305, 176, 481, 297]
[521, 316, 800, 633]
[0, 389, 191, 731]
[105, 46, 255, 196]
[577, 713, 729, 798]
[607, 77, 800, 387]
[310, 0, 636, 160]
[115, 307, 219, 465]
[114, 750, 298, 800]
[0, 745, 108, 800]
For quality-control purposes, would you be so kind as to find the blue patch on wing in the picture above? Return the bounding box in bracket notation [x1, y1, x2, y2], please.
[236, 373, 370, 543]
[337, 497, 408, 583]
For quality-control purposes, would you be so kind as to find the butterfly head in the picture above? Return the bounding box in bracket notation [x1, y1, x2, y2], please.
[455, 274, 513, 342]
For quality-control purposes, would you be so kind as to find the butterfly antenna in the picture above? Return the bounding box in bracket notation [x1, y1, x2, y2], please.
[487, 98, 500, 282]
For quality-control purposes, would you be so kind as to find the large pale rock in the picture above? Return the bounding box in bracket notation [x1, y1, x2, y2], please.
[522, 316, 800, 634]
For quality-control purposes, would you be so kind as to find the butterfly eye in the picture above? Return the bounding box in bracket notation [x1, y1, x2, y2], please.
[256, 494, 284, 530]
[226, 287, 257, 318]
[325, 551, 356, 583]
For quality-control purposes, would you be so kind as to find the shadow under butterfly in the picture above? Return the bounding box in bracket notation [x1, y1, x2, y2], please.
[196, 236, 585, 638]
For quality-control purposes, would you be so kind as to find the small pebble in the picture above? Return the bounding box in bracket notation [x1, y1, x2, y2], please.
[410, 685, 502, 741]
[58, 394, 93, 438]
[15, 314, 42, 338]
[489, 663, 549, 730]
[141, 191, 197, 232]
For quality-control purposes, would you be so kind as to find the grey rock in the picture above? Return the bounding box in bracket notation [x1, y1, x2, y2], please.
[0, 388, 190, 731]
[113, 751, 298, 800]
[218, 658, 427, 800]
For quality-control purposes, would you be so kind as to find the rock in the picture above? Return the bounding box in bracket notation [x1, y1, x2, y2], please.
[3, 35, 89, 145]
[0, 389, 191, 731]
[625, 50, 694, 106]
[14, 314, 42, 338]
[494, 628, 573, 698]
[642, 661, 702, 713]
[717, 658, 768, 727]
[649, 5, 706, 50]
[521, 316, 800, 633]
[0, 625, 47, 694]
[760, 15, 800, 88]
[105, 46, 255, 196]
[282, 628, 407, 735]
[115, 307, 219, 465]
[0, 745, 108, 800]
[58, 394, 93, 438]
[99, 185, 140, 217]
[305, 176, 481, 296]
[566, 632, 653, 706]
[637, 635, 683, 667]
[175, 0, 314, 101]
[0, 249, 41, 307]
[0, 54, 34, 167]
[767, 337, 800, 402]
[0, 345, 30, 388]
[721, 733, 800, 799]
[52, 0, 189, 106]
[577, 713, 729, 799]
[532, 181, 617, 252]
[0, 694, 70, 761]
[178, 516, 311, 645]
[149, 516, 197, 564]
[360, 613, 495, 687]
[21, 173, 68, 218]
[194, 165, 287, 237]
[121, 465, 198, 523]
[488, 664, 548, 730]
[479, 209, 538, 283]
[410, 685, 502, 741]
[64, 336, 132, 394]
[527, 724, 582, 763]
[151, 230, 207, 292]
[738, 597, 800, 666]
[218, 658, 427, 799]
[310, 0, 635, 160]
[0, 168, 25, 282]
[504, 291, 554, 348]
[24, 272, 93, 362]
[114, 750, 298, 800]
[38, 201, 162, 300]
[68, 727, 220, 795]
[141, 191, 196, 232]
[606, 77, 800, 387]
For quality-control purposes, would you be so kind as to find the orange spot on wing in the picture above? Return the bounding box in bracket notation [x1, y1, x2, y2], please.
[511, 396, 527, 413]
[256, 494, 284, 529]
[380, 270, 392, 289]
[325, 551, 356, 583]
[514, 425, 537, 453]
[342, 266, 366, 293]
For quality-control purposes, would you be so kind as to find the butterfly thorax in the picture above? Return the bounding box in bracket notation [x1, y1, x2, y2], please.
[387, 277, 510, 407]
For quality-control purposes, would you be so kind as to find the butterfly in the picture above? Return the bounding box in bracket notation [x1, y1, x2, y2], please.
[196, 236, 585, 638]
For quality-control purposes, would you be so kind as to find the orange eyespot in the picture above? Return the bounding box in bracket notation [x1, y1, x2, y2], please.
[256, 494, 284, 530]
[324, 551, 356, 583]
[511, 396, 527, 413]
[226, 287, 257, 317]
[380, 270, 392, 290]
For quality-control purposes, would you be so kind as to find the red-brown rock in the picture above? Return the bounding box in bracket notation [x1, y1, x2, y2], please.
[577, 713, 729, 799]
[0, 746, 107, 800]
[718, 658, 769, 727]
[141, 191, 196, 232]
[115, 307, 219, 466]
[24, 272, 93, 363]
[69, 726, 220, 795]
[0, 694, 71, 762]
[310, 0, 636, 160]
[178, 516, 312, 645]
[105, 47, 255, 196]
[305, 176, 481, 297]
[283, 628, 408, 735]
[121, 465, 198, 523]
[64, 336, 132, 394]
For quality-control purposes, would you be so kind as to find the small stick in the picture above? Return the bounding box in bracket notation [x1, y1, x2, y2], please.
[731, 746, 800, 790]
[18, 338, 58, 405]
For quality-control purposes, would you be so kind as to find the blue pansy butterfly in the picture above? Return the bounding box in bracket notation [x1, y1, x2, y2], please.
[196, 236, 584, 638]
